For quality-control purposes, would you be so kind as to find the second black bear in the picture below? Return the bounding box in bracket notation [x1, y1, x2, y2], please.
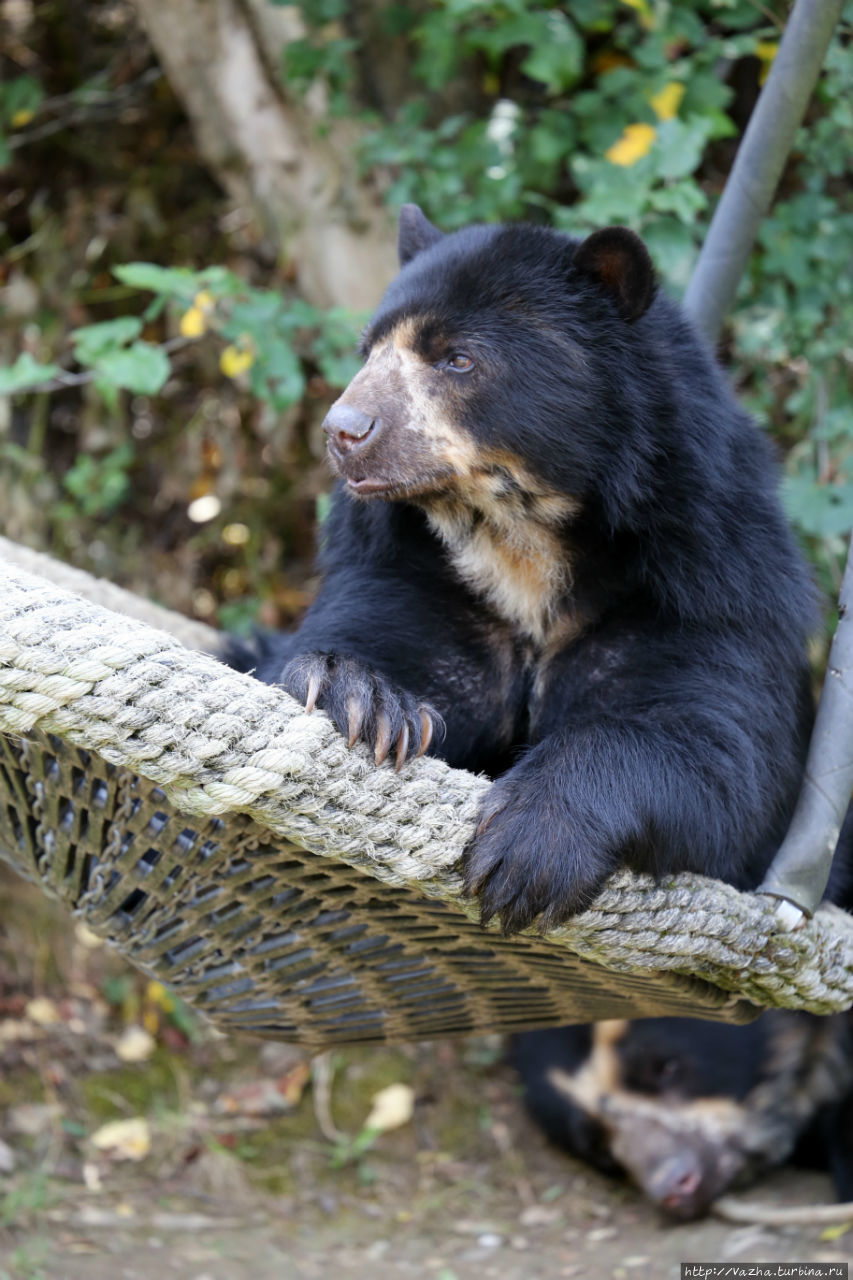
[511, 1014, 853, 1221]
[235, 204, 818, 933]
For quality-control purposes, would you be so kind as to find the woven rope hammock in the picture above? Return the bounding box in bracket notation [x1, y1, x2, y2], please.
[2, 535, 853, 1047]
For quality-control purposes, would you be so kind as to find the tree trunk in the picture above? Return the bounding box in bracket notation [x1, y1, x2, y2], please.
[132, 0, 397, 310]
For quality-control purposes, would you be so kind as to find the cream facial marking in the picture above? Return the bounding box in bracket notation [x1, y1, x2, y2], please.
[545, 1019, 627, 1114]
[343, 321, 581, 643]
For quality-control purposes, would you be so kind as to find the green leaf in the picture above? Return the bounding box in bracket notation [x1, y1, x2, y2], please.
[113, 262, 201, 300]
[72, 317, 143, 365]
[520, 13, 583, 93]
[2, 75, 43, 126]
[783, 476, 853, 539]
[652, 118, 711, 180]
[0, 353, 60, 393]
[94, 342, 171, 395]
[62, 443, 134, 517]
[251, 339, 305, 409]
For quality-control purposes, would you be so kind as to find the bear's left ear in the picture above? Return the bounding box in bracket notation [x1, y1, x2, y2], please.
[398, 204, 444, 266]
[573, 226, 656, 323]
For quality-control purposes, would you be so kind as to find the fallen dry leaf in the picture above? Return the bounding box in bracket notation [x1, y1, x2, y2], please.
[214, 1063, 310, 1117]
[90, 1117, 151, 1161]
[25, 996, 60, 1027]
[364, 1083, 415, 1133]
[115, 1025, 156, 1063]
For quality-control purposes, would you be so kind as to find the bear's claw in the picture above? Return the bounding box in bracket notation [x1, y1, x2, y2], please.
[280, 652, 442, 769]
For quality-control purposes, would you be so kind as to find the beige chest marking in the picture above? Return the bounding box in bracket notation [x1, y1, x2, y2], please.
[426, 475, 578, 645]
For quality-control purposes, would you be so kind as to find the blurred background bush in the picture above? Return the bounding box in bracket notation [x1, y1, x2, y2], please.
[1, 0, 851, 635]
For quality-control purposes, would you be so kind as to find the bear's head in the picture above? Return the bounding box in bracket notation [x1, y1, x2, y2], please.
[515, 1014, 828, 1222]
[322, 205, 658, 515]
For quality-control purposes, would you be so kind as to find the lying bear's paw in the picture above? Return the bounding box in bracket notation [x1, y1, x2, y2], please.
[280, 652, 442, 770]
[463, 775, 615, 934]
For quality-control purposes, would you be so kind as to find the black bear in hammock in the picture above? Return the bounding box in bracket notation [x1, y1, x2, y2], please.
[229, 204, 818, 934]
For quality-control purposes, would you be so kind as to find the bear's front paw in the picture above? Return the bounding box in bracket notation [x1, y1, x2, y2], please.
[463, 776, 614, 934]
[281, 652, 443, 769]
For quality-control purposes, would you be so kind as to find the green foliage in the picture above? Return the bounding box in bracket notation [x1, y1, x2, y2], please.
[0, 267, 363, 413]
[728, 18, 853, 590]
[59, 443, 135, 518]
[295, 0, 754, 244]
[73, 319, 171, 405]
[112, 263, 201, 299]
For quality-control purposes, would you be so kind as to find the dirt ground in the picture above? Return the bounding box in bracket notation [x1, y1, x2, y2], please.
[2, 866, 852, 1280]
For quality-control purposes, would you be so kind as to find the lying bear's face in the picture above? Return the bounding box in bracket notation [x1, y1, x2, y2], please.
[323, 208, 658, 513]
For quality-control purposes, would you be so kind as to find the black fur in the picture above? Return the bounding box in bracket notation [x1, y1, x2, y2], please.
[227, 210, 822, 933]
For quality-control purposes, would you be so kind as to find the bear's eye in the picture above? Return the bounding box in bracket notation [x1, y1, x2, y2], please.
[444, 353, 475, 373]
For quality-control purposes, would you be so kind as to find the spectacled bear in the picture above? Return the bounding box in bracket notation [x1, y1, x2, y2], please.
[511, 1013, 853, 1221]
[229, 203, 819, 934]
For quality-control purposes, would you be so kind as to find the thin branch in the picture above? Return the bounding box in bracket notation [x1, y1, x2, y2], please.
[714, 1193, 853, 1226]
[6, 67, 163, 153]
[14, 336, 195, 397]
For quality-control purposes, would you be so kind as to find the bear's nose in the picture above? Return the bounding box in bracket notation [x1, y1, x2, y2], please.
[651, 1154, 705, 1219]
[322, 403, 379, 455]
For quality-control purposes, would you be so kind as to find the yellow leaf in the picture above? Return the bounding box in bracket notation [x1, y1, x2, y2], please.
[25, 997, 60, 1027]
[820, 1220, 853, 1241]
[193, 290, 215, 312]
[755, 41, 778, 85]
[145, 980, 174, 1012]
[11, 109, 35, 128]
[605, 122, 656, 167]
[220, 344, 255, 378]
[179, 306, 207, 338]
[650, 82, 685, 121]
[74, 922, 105, 949]
[115, 1025, 156, 1063]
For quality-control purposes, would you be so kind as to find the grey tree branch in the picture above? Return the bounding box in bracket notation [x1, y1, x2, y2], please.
[684, 0, 844, 345]
[683, 0, 847, 915]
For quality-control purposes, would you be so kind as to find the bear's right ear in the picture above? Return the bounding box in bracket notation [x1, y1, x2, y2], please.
[573, 226, 656, 323]
[398, 204, 444, 266]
